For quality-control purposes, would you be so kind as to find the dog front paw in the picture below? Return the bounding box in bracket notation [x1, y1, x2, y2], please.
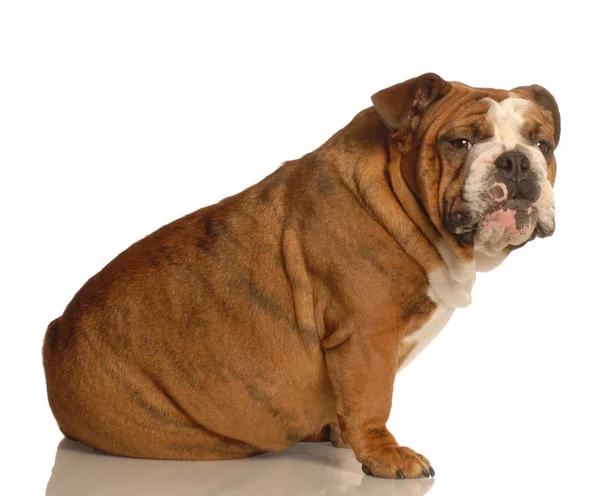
[360, 445, 434, 479]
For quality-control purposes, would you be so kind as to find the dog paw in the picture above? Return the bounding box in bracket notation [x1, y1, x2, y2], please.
[360, 445, 434, 479]
[329, 423, 351, 449]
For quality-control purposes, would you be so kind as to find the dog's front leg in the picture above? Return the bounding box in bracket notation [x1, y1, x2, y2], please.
[323, 320, 434, 479]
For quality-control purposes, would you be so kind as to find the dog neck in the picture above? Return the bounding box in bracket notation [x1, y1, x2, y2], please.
[316, 107, 482, 308]
[318, 108, 444, 275]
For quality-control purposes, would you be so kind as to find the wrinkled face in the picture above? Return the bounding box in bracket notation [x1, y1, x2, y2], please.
[441, 95, 558, 256]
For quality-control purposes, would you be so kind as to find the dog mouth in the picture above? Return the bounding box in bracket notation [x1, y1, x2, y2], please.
[448, 199, 549, 249]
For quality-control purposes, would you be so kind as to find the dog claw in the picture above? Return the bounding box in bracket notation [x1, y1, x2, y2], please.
[429, 466, 435, 477]
[362, 464, 372, 476]
[396, 470, 405, 479]
[422, 467, 430, 478]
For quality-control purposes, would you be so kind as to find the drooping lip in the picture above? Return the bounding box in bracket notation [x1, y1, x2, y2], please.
[456, 230, 475, 247]
[491, 198, 533, 213]
[447, 199, 539, 247]
[475, 199, 537, 244]
[478, 198, 534, 223]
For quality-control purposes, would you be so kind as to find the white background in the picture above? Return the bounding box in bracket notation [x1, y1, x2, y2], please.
[1, 1, 599, 495]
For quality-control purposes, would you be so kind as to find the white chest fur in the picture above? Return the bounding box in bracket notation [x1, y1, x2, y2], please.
[398, 303, 455, 371]
[398, 241, 479, 371]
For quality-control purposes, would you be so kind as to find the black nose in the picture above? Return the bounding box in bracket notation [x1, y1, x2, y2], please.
[494, 151, 540, 202]
[495, 151, 530, 178]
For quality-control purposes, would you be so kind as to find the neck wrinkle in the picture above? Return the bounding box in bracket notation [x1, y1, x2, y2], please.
[389, 147, 442, 251]
[320, 107, 471, 283]
[328, 137, 444, 276]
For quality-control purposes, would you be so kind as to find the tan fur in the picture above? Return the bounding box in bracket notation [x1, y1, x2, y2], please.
[43, 74, 559, 478]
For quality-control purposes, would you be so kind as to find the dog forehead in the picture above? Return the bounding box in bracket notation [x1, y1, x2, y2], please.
[483, 97, 531, 143]
[424, 84, 511, 129]
[485, 97, 530, 121]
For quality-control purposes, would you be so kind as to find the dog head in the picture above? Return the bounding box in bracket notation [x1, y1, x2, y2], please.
[371, 73, 560, 262]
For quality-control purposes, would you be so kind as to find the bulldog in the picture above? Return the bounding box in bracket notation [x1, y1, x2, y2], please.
[43, 73, 559, 479]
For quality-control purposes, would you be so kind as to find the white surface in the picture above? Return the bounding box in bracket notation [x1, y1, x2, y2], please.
[1, 1, 599, 495]
[48, 440, 435, 496]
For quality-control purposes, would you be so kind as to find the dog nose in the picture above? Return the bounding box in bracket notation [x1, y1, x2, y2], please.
[495, 151, 530, 178]
[493, 151, 539, 201]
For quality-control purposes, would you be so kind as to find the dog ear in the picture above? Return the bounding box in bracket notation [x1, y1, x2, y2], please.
[512, 84, 561, 147]
[371, 73, 451, 139]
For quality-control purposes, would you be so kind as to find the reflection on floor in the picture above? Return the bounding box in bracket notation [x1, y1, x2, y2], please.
[46, 438, 434, 495]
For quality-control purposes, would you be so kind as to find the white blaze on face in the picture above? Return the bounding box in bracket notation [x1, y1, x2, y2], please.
[462, 97, 556, 256]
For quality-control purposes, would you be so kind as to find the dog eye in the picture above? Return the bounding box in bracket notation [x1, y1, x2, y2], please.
[536, 140, 552, 155]
[449, 138, 472, 151]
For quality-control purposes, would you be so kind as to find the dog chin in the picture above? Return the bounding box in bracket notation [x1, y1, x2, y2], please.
[470, 200, 554, 257]
[452, 198, 549, 256]
[473, 200, 536, 253]
[474, 237, 525, 257]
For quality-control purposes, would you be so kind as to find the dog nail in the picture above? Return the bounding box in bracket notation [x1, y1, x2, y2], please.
[362, 464, 372, 476]
[422, 467, 430, 478]
[429, 466, 435, 477]
[396, 470, 405, 479]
